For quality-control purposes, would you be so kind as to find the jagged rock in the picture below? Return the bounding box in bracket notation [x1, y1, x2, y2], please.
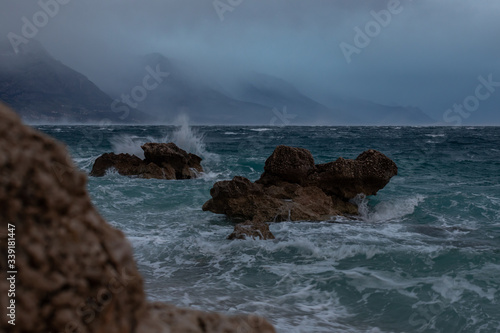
[311, 149, 398, 199]
[203, 145, 397, 236]
[228, 221, 276, 240]
[0, 103, 275, 333]
[90, 142, 203, 179]
[203, 177, 358, 225]
[258, 145, 315, 185]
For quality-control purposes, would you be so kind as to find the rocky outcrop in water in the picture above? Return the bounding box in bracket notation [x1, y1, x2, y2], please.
[228, 220, 276, 240]
[90, 142, 203, 179]
[203, 145, 397, 239]
[0, 103, 274, 333]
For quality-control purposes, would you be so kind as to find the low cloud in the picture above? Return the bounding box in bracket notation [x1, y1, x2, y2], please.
[1, 0, 499, 124]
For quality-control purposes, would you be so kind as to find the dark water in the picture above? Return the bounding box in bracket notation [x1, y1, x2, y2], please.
[37, 125, 500, 333]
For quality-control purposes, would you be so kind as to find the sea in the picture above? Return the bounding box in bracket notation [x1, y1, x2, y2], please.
[36, 124, 500, 333]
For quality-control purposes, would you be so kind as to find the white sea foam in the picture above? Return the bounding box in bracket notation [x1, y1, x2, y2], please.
[109, 114, 218, 163]
[110, 135, 147, 158]
[354, 194, 425, 222]
[250, 128, 272, 132]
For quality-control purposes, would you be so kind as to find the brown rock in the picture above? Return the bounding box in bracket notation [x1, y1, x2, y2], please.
[257, 145, 315, 186]
[0, 103, 274, 333]
[203, 146, 397, 229]
[90, 142, 203, 180]
[202, 177, 354, 224]
[142, 142, 203, 179]
[228, 221, 276, 240]
[140, 303, 276, 332]
[312, 149, 398, 199]
[202, 176, 286, 222]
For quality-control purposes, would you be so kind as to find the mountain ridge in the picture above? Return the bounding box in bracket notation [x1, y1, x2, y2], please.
[0, 40, 435, 125]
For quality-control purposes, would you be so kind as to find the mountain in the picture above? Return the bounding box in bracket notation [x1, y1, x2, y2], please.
[230, 72, 358, 125]
[317, 94, 435, 125]
[0, 39, 151, 123]
[103, 53, 287, 125]
[103, 54, 359, 125]
[0, 40, 435, 125]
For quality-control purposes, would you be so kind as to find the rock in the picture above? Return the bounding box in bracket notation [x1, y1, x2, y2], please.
[141, 303, 276, 332]
[203, 177, 357, 224]
[90, 142, 203, 180]
[142, 142, 203, 179]
[258, 145, 315, 186]
[311, 149, 398, 199]
[203, 145, 397, 231]
[0, 103, 275, 333]
[228, 221, 276, 240]
[90, 152, 172, 179]
[203, 176, 283, 222]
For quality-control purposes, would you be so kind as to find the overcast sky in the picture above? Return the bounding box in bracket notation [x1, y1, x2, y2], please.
[1, 0, 499, 124]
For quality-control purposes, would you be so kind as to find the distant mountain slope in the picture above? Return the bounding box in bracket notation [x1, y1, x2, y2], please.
[0, 40, 435, 125]
[0, 39, 150, 123]
[104, 54, 360, 125]
[103, 53, 277, 125]
[231, 72, 358, 125]
[318, 94, 435, 125]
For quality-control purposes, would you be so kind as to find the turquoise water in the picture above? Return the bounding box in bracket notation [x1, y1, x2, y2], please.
[38, 125, 500, 333]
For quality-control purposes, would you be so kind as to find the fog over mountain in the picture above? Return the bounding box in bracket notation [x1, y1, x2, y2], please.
[1, 0, 499, 124]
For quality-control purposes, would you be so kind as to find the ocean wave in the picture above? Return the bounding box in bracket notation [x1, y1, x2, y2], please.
[353, 194, 426, 222]
[108, 115, 219, 163]
[250, 128, 272, 132]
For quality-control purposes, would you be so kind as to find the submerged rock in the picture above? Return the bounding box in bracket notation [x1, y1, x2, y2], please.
[0, 103, 275, 333]
[90, 142, 203, 179]
[203, 145, 397, 239]
[228, 220, 276, 240]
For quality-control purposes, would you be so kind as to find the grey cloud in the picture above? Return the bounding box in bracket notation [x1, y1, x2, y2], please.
[1, 0, 499, 124]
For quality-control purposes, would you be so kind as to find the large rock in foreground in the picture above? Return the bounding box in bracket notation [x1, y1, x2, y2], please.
[90, 142, 203, 179]
[0, 103, 274, 333]
[203, 145, 397, 238]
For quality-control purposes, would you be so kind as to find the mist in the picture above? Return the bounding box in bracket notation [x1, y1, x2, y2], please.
[1, 0, 499, 124]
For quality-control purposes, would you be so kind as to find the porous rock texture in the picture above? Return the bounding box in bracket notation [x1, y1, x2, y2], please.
[0, 103, 275, 333]
[203, 145, 398, 240]
[90, 142, 203, 179]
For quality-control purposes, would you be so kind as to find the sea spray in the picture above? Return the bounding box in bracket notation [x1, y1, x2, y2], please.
[352, 193, 425, 222]
[170, 114, 219, 162]
[109, 114, 219, 164]
[110, 134, 148, 159]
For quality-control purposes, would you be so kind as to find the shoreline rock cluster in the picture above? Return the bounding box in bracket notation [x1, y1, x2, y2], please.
[90, 142, 203, 179]
[0, 103, 274, 333]
[203, 145, 398, 240]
